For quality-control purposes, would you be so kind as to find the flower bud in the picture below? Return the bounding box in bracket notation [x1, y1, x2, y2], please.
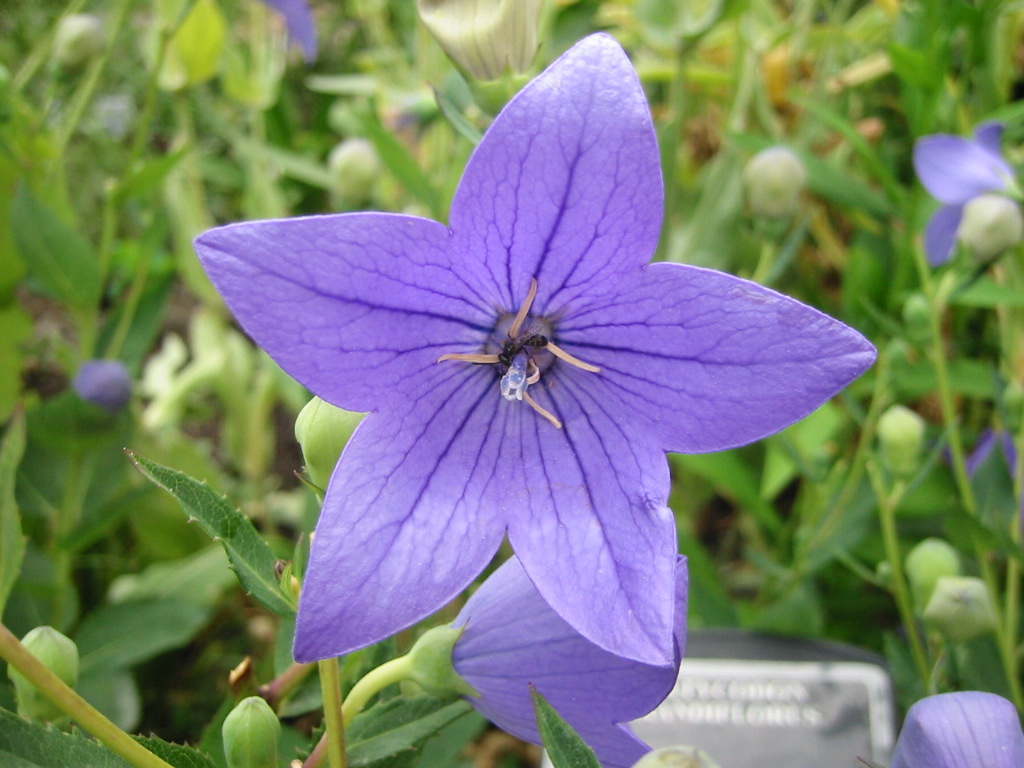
[294, 397, 364, 491]
[957, 193, 1024, 262]
[328, 138, 381, 207]
[7, 626, 79, 722]
[877, 404, 925, 477]
[901, 293, 931, 344]
[904, 538, 960, 610]
[923, 576, 997, 643]
[72, 359, 133, 413]
[742, 146, 807, 219]
[54, 14, 106, 70]
[631, 746, 723, 768]
[417, 0, 544, 80]
[222, 696, 281, 768]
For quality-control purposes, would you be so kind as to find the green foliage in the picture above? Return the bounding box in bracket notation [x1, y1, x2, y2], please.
[0, 409, 26, 616]
[530, 687, 601, 768]
[0, 707, 132, 768]
[346, 694, 475, 768]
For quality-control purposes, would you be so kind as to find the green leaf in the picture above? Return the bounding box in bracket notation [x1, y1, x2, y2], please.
[133, 736, 219, 768]
[11, 184, 101, 311]
[114, 149, 191, 202]
[0, 407, 26, 616]
[126, 451, 295, 617]
[950, 276, 1024, 308]
[0, 305, 33, 422]
[346, 694, 474, 768]
[0, 707, 133, 768]
[530, 687, 601, 768]
[75, 598, 212, 674]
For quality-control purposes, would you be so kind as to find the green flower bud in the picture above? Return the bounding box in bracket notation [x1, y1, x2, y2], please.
[877, 404, 926, 477]
[328, 138, 381, 207]
[54, 14, 106, 70]
[631, 746, 723, 768]
[923, 576, 997, 643]
[222, 696, 281, 768]
[904, 538, 960, 610]
[417, 0, 544, 80]
[6, 626, 79, 722]
[294, 397, 364, 491]
[957, 193, 1024, 262]
[406, 625, 478, 697]
[742, 146, 807, 219]
[902, 293, 931, 344]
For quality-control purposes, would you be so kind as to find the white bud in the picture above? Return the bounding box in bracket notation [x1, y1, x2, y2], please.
[417, 0, 544, 80]
[742, 146, 807, 219]
[631, 746, 723, 768]
[54, 14, 106, 70]
[923, 576, 997, 643]
[328, 138, 381, 206]
[957, 193, 1024, 262]
[877, 405, 926, 477]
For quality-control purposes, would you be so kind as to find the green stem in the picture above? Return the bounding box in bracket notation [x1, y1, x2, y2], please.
[318, 658, 348, 768]
[12, 0, 89, 91]
[868, 468, 932, 688]
[0, 624, 176, 768]
[340, 655, 413, 726]
[258, 661, 315, 709]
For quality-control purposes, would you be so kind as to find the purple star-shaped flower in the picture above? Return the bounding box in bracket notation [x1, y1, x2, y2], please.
[891, 691, 1024, 768]
[72, 359, 133, 413]
[914, 122, 1014, 265]
[194, 34, 875, 666]
[452, 555, 688, 768]
[258, 0, 316, 61]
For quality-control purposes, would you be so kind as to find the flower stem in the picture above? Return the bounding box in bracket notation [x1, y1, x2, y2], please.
[341, 655, 414, 726]
[0, 624, 175, 768]
[318, 658, 347, 768]
[259, 660, 315, 709]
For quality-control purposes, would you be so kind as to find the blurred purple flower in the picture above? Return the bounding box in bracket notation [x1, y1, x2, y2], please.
[72, 359, 132, 413]
[965, 429, 1016, 476]
[914, 122, 1015, 265]
[452, 555, 688, 768]
[194, 34, 875, 666]
[258, 0, 316, 61]
[891, 691, 1024, 768]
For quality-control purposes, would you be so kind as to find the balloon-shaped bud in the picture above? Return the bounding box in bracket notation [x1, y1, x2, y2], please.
[631, 746, 724, 768]
[54, 14, 106, 70]
[72, 359, 133, 413]
[294, 396, 364, 491]
[222, 696, 281, 768]
[923, 576, 997, 643]
[6, 626, 79, 722]
[877, 404, 925, 477]
[957, 193, 1024, 262]
[742, 146, 807, 219]
[328, 138, 381, 206]
[417, 0, 544, 80]
[904, 538, 960, 610]
[901, 293, 931, 344]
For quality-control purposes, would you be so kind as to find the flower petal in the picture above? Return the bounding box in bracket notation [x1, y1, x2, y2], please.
[506, 375, 679, 665]
[914, 134, 1012, 204]
[194, 213, 492, 413]
[556, 262, 876, 454]
[449, 33, 662, 314]
[924, 205, 962, 266]
[453, 556, 687, 768]
[891, 692, 1024, 768]
[258, 0, 317, 61]
[973, 121, 1005, 157]
[293, 362, 507, 662]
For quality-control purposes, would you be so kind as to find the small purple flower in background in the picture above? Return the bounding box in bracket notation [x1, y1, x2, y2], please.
[258, 0, 316, 61]
[195, 34, 875, 666]
[965, 429, 1016, 476]
[452, 556, 688, 768]
[891, 691, 1024, 768]
[913, 122, 1017, 265]
[72, 360, 132, 413]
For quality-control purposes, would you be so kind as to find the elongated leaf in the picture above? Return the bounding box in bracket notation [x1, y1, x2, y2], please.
[0, 407, 26, 616]
[0, 708, 133, 768]
[358, 110, 443, 218]
[346, 694, 473, 768]
[133, 736, 219, 768]
[531, 687, 601, 768]
[126, 451, 295, 617]
[11, 184, 101, 310]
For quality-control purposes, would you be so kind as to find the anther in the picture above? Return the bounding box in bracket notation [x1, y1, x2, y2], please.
[437, 353, 500, 364]
[523, 391, 563, 429]
[545, 341, 601, 373]
[508, 278, 538, 339]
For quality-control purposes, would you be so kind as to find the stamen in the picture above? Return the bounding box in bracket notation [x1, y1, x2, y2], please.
[523, 391, 563, 429]
[526, 359, 540, 385]
[545, 341, 601, 373]
[437, 352, 501, 364]
[500, 355, 529, 401]
[508, 278, 538, 339]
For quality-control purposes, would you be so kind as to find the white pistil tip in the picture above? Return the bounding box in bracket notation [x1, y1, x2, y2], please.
[501, 356, 528, 401]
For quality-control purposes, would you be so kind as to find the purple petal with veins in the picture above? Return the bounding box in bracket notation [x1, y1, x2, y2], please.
[194, 34, 875, 666]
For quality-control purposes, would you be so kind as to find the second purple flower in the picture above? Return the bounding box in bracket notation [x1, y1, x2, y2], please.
[194, 34, 875, 666]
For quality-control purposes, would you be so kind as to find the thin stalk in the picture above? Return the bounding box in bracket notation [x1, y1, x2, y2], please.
[867, 469, 931, 687]
[318, 658, 347, 768]
[0, 624, 176, 768]
[12, 0, 89, 90]
[259, 661, 315, 709]
[340, 655, 413, 726]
